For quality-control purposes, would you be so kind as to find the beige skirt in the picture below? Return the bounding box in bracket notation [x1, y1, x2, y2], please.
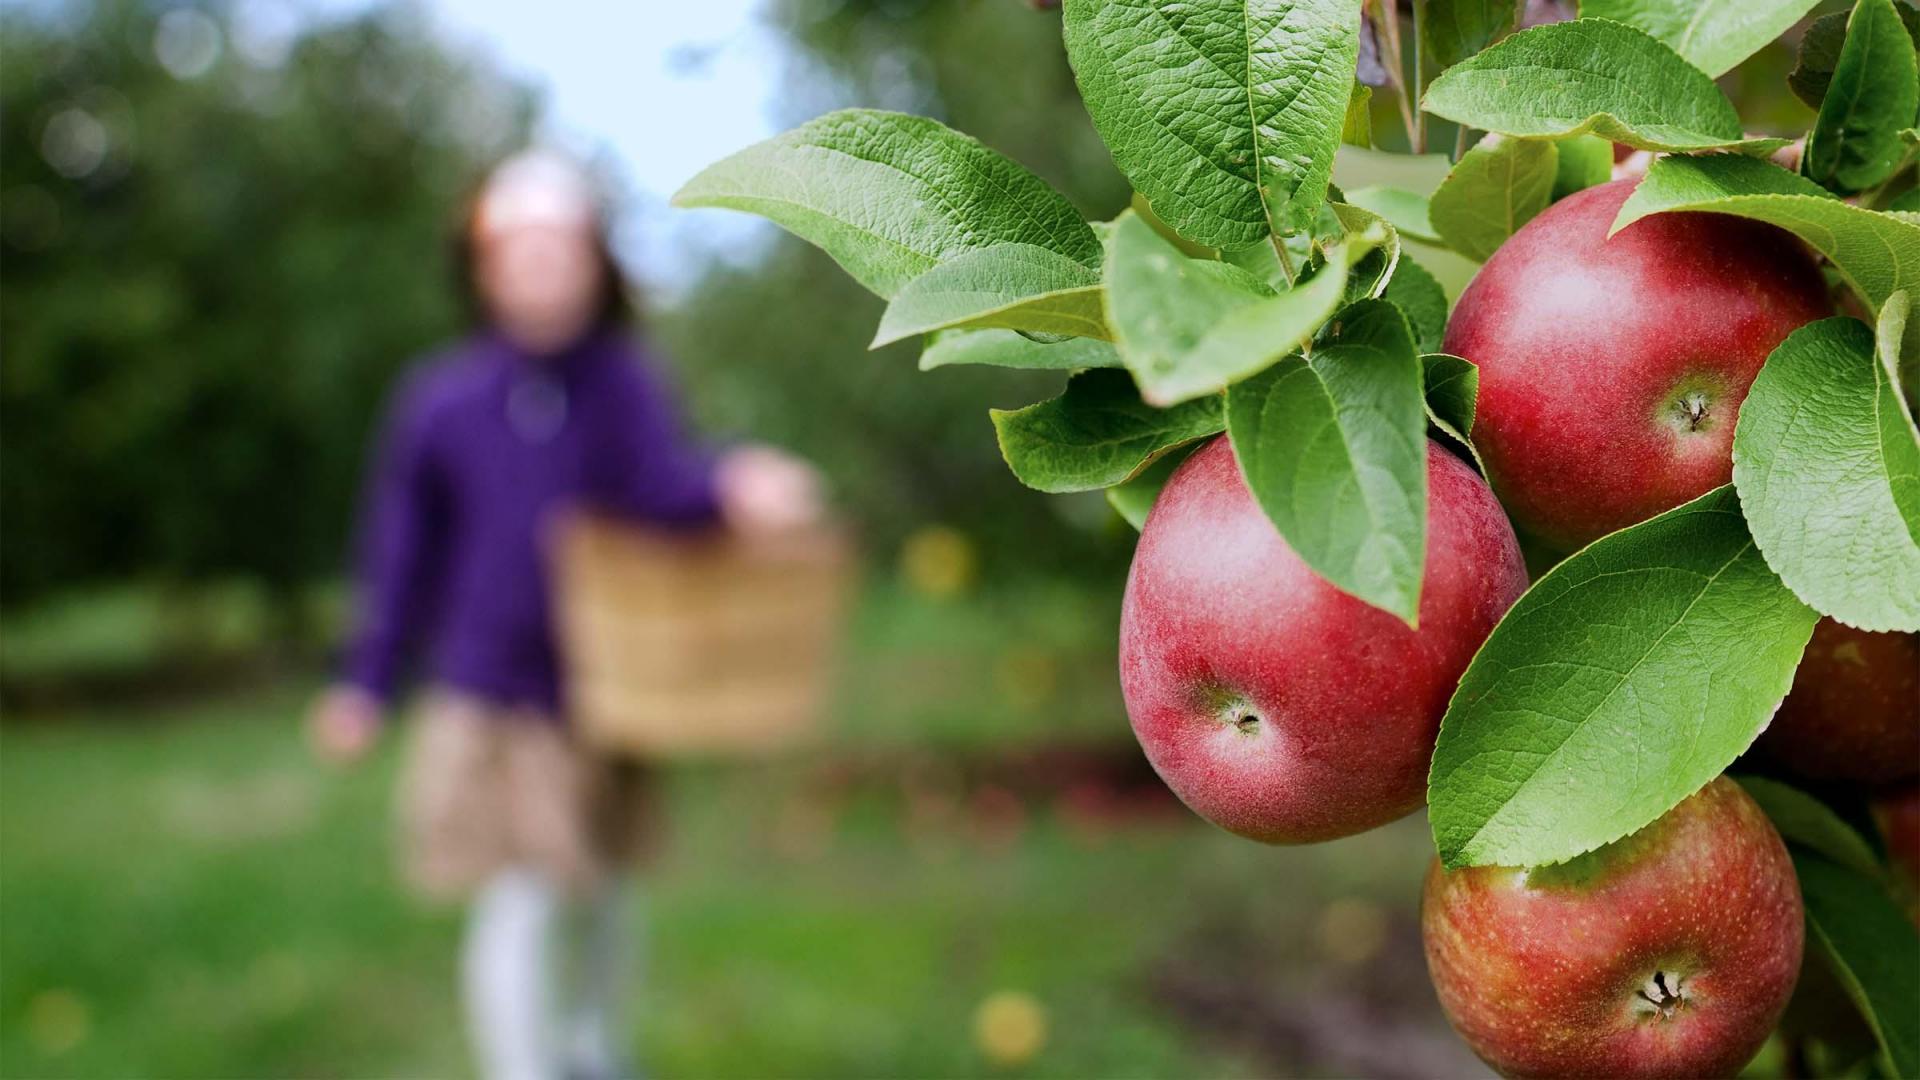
[396, 691, 659, 900]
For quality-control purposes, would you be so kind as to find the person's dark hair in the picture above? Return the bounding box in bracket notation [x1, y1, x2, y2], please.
[448, 159, 637, 330]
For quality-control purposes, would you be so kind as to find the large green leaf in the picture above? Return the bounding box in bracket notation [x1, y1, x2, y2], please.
[1224, 299, 1427, 622]
[1614, 154, 1920, 312]
[1732, 318, 1920, 632]
[1797, 852, 1920, 1080]
[918, 329, 1121, 372]
[992, 369, 1224, 494]
[1104, 211, 1359, 405]
[1421, 19, 1787, 154]
[1428, 486, 1819, 869]
[1423, 0, 1519, 70]
[674, 109, 1100, 299]
[1806, 0, 1920, 195]
[1578, 0, 1824, 77]
[873, 244, 1107, 347]
[1737, 776, 1883, 880]
[1428, 136, 1557, 261]
[1063, 0, 1365, 248]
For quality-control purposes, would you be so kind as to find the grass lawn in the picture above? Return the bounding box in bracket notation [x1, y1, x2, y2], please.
[0, 586, 1469, 1078]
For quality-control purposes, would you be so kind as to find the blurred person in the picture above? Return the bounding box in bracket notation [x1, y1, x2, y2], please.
[307, 150, 820, 1080]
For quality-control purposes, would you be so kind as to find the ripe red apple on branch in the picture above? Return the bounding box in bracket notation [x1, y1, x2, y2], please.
[1119, 436, 1528, 843]
[1423, 777, 1804, 1080]
[1444, 179, 1833, 554]
[1756, 620, 1920, 787]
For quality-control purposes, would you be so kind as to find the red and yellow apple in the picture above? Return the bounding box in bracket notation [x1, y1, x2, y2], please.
[1444, 179, 1831, 553]
[1423, 777, 1803, 1079]
[1119, 436, 1527, 843]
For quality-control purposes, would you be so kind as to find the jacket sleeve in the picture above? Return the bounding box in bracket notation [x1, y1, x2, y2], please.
[339, 372, 448, 704]
[587, 350, 722, 525]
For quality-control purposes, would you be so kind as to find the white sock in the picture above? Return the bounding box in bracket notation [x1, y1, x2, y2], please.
[563, 875, 639, 1077]
[463, 868, 562, 1080]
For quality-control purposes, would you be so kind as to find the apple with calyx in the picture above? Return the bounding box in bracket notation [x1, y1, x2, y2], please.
[1119, 436, 1527, 844]
[1444, 178, 1831, 553]
[1757, 619, 1918, 787]
[1422, 777, 1803, 1080]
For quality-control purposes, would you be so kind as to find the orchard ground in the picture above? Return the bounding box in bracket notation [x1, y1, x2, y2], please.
[0, 580, 1540, 1079]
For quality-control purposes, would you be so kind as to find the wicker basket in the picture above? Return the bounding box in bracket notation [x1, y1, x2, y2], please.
[552, 513, 854, 758]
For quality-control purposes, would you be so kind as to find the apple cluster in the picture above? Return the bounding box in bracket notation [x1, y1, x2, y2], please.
[1120, 178, 1919, 1078]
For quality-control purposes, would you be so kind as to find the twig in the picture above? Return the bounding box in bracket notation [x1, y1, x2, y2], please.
[1370, 0, 1419, 153]
[1409, 0, 1427, 154]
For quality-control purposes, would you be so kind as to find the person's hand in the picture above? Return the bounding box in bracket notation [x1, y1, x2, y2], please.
[308, 684, 383, 765]
[715, 445, 825, 536]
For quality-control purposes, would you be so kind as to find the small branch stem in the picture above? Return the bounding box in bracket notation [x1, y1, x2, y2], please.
[1371, 0, 1419, 152]
[1453, 123, 1470, 163]
[1409, 0, 1427, 154]
[1269, 232, 1297, 287]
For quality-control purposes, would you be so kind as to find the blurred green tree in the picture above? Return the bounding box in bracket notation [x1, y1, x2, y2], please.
[0, 0, 532, 616]
[655, 0, 1139, 584]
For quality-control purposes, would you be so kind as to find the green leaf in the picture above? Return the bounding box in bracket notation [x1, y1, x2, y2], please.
[1614, 154, 1920, 313]
[1796, 851, 1920, 1080]
[1551, 134, 1614, 201]
[1737, 776, 1884, 879]
[673, 109, 1100, 299]
[1225, 299, 1427, 621]
[1428, 486, 1819, 870]
[1806, 0, 1920, 195]
[991, 369, 1225, 494]
[1063, 0, 1365, 248]
[1343, 82, 1374, 147]
[1105, 211, 1359, 405]
[1732, 318, 1920, 632]
[1421, 352, 1482, 473]
[1578, 0, 1825, 77]
[873, 244, 1107, 347]
[1421, 19, 1788, 154]
[1334, 200, 1403, 303]
[1344, 185, 1440, 243]
[1893, 186, 1920, 213]
[1790, 5, 1920, 110]
[1384, 256, 1449, 354]
[917, 329, 1122, 372]
[1429, 136, 1557, 261]
[1879, 289, 1920, 436]
[1423, 0, 1519, 70]
[1106, 441, 1202, 529]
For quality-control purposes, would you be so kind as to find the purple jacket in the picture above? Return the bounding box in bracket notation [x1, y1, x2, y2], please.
[341, 329, 720, 715]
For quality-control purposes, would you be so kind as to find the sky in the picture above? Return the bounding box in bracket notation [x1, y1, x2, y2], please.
[378, 0, 787, 280]
[5, 0, 821, 287]
[382, 0, 788, 287]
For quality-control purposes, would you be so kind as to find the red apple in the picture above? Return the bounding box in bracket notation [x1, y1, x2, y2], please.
[1119, 436, 1527, 843]
[1423, 777, 1803, 1079]
[1757, 619, 1919, 787]
[1444, 178, 1831, 552]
